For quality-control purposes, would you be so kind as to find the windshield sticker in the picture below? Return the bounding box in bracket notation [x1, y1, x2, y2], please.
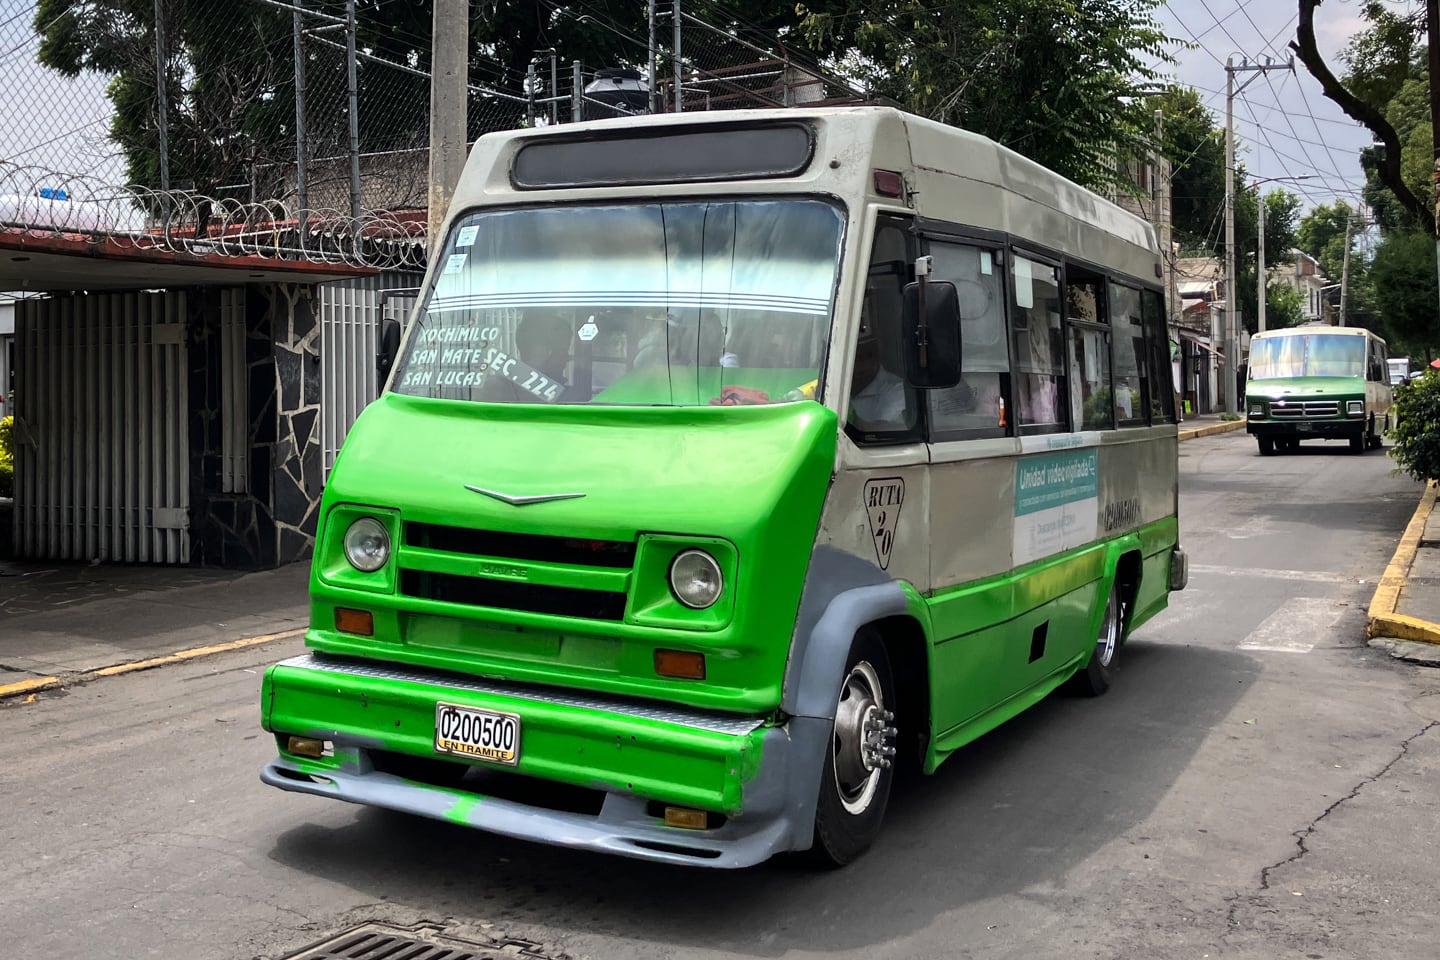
[577, 318, 598, 341]
[864, 477, 905, 571]
[1014, 449, 1098, 564]
[442, 253, 468, 275]
[455, 225, 479, 248]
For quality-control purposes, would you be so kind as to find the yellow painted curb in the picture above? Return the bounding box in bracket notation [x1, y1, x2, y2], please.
[0, 676, 62, 699]
[88, 627, 307, 678]
[0, 626, 307, 701]
[1178, 419, 1248, 442]
[1368, 480, 1440, 643]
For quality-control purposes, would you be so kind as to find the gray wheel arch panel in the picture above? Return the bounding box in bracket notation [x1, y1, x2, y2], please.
[781, 545, 912, 719]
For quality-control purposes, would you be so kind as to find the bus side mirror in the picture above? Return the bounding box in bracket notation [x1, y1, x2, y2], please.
[901, 279, 962, 389]
[377, 318, 402, 385]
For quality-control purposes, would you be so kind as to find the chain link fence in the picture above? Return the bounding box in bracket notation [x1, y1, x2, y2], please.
[3, 0, 867, 265]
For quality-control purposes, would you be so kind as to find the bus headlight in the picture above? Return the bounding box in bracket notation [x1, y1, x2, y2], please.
[669, 550, 723, 609]
[1248, 402, 1264, 417]
[1346, 400, 1365, 417]
[343, 517, 391, 572]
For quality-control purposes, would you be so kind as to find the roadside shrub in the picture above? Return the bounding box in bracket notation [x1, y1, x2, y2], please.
[1390, 369, 1440, 483]
[0, 415, 12, 498]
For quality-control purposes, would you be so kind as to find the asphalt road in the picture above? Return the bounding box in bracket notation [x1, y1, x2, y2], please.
[4, 431, 1439, 960]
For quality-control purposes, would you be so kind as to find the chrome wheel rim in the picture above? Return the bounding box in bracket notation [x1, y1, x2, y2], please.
[1096, 590, 1120, 668]
[832, 660, 894, 815]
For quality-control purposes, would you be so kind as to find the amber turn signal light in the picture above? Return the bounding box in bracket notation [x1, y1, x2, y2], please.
[663, 806, 710, 830]
[334, 607, 374, 636]
[654, 649, 706, 680]
[286, 736, 328, 758]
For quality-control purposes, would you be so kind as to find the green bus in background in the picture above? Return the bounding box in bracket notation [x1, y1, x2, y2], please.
[259, 106, 1188, 868]
[1245, 325, 1392, 456]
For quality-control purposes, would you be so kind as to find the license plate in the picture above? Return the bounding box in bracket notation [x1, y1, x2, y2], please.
[1296, 422, 1312, 432]
[434, 702, 521, 765]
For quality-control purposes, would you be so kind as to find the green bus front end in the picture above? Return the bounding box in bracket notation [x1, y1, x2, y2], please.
[1245, 327, 1392, 455]
[261, 398, 843, 867]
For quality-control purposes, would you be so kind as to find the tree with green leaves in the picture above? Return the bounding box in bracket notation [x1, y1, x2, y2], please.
[1371, 229, 1440, 358]
[798, 0, 1175, 194]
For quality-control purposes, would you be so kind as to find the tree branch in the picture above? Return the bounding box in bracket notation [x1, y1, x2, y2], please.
[1291, 0, 1432, 232]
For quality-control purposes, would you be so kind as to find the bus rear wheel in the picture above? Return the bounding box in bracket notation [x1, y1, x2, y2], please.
[1068, 582, 1123, 697]
[809, 629, 897, 868]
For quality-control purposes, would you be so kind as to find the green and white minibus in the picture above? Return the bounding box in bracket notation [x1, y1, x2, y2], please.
[260, 106, 1187, 868]
[1245, 325, 1392, 455]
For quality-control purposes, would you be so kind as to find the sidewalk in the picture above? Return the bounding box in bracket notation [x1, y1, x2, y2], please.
[1368, 481, 1440, 662]
[0, 415, 1254, 702]
[0, 560, 308, 698]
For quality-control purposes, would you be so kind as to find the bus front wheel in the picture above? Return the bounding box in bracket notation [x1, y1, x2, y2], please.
[809, 629, 897, 868]
[1257, 437, 1275, 456]
[1068, 583, 1123, 697]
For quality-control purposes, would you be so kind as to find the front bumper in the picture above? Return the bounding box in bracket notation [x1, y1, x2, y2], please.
[1247, 419, 1362, 438]
[260, 653, 820, 868]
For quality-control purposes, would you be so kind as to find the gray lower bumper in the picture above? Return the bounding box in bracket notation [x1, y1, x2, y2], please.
[261, 717, 827, 869]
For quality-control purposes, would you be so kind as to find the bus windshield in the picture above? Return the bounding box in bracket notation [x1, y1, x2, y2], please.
[1249, 334, 1365, 380]
[392, 198, 844, 406]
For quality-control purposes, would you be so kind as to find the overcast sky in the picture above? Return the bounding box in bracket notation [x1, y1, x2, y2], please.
[1155, 0, 1418, 213]
[0, 0, 1418, 212]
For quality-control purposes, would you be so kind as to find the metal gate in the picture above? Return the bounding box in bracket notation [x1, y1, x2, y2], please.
[320, 272, 420, 477]
[12, 292, 190, 563]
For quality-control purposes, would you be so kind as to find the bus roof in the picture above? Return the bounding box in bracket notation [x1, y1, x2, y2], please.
[450, 107, 1158, 276]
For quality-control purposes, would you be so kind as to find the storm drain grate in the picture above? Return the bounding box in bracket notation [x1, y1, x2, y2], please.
[281, 922, 569, 960]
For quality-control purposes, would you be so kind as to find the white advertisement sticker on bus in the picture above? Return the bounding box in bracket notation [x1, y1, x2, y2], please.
[1014, 449, 1098, 564]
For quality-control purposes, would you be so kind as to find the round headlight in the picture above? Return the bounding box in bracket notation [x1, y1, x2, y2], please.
[344, 517, 391, 572]
[669, 549, 723, 609]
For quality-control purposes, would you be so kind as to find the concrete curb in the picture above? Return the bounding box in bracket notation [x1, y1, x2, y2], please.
[1368, 480, 1440, 645]
[1178, 419, 1247, 442]
[0, 627, 306, 703]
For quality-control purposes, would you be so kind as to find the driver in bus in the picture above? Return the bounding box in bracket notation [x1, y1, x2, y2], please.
[848, 314, 908, 431]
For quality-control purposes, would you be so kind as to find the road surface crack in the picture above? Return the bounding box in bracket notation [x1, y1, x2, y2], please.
[1257, 719, 1438, 892]
[1222, 720, 1438, 940]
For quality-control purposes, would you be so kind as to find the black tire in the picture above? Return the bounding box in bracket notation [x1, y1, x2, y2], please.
[1368, 416, 1384, 449]
[1068, 582, 1123, 697]
[1257, 437, 1275, 456]
[1349, 433, 1366, 454]
[809, 629, 897, 868]
[1283, 438, 1300, 452]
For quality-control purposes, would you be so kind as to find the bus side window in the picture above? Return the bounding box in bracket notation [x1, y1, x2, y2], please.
[1109, 282, 1151, 427]
[926, 242, 1009, 439]
[1064, 272, 1112, 431]
[1141, 289, 1176, 423]
[1010, 254, 1066, 434]
[847, 217, 922, 444]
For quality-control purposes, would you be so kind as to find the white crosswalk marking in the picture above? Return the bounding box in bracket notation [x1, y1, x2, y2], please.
[1237, 597, 1349, 653]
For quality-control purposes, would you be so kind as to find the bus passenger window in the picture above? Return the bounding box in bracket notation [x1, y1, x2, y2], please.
[927, 243, 1008, 438]
[1109, 283, 1151, 426]
[1141, 289, 1176, 422]
[1065, 277, 1112, 431]
[1010, 255, 1065, 433]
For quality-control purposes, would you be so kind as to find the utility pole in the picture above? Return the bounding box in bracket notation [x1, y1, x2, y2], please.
[292, 0, 308, 218]
[1340, 214, 1356, 327]
[1225, 55, 1292, 413]
[1257, 189, 1267, 332]
[428, 0, 469, 250]
[344, 0, 361, 220]
[673, 0, 683, 113]
[153, 0, 170, 194]
[1428, 0, 1440, 326]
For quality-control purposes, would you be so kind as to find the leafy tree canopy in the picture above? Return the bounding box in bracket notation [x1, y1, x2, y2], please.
[798, 0, 1177, 194]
